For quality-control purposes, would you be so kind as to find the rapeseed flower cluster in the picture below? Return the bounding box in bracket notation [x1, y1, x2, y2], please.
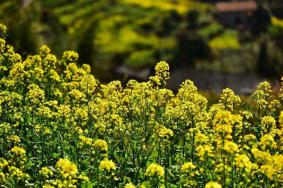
[145, 163, 164, 177]
[0, 23, 283, 187]
[99, 158, 116, 172]
[124, 182, 136, 188]
[56, 158, 78, 178]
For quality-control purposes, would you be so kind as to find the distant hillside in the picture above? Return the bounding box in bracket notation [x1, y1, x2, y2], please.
[0, 0, 282, 81]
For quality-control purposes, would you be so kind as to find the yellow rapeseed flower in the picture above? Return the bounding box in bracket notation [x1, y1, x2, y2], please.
[261, 116, 276, 133]
[260, 165, 276, 180]
[279, 111, 283, 129]
[0, 38, 6, 53]
[62, 50, 79, 63]
[0, 158, 8, 168]
[260, 134, 276, 149]
[124, 183, 136, 188]
[42, 184, 55, 188]
[205, 181, 222, 188]
[158, 125, 173, 139]
[93, 139, 108, 152]
[39, 45, 51, 57]
[234, 154, 257, 172]
[8, 166, 26, 180]
[10, 146, 26, 156]
[150, 61, 170, 86]
[99, 158, 116, 172]
[219, 88, 241, 111]
[145, 163, 164, 177]
[213, 110, 233, 135]
[39, 167, 54, 178]
[195, 132, 209, 145]
[8, 135, 21, 143]
[0, 171, 5, 181]
[56, 158, 78, 178]
[78, 174, 90, 182]
[196, 144, 213, 159]
[0, 23, 7, 35]
[224, 141, 239, 154]
[181, 162, 196, 173]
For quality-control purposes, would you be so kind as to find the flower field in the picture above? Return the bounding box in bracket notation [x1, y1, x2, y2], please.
[1, 24, 283, 188]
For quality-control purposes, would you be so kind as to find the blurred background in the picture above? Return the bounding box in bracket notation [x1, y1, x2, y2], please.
[1, 0, 283, 94]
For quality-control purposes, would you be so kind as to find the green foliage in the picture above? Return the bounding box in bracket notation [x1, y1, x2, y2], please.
[209, 30, 240, 50]
[0, 0, 214, 73]
[198, 23, 223, 38]
[0, 0, 283, 79]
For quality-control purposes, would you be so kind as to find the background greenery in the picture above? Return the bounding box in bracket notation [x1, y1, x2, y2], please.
[1, 0, 283, 82]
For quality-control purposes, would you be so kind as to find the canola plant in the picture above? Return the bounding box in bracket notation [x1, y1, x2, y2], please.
[0, 24, 283, 188]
